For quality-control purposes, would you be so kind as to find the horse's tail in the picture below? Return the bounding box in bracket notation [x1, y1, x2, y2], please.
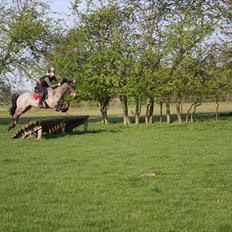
[9, 93, 20, 116]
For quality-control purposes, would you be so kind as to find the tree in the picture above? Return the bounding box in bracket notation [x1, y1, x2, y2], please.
[52, 2, 125, 123]
[0, 79, 11, 103]
[127, 0, 171, 124]
[0, 0, 61, 84]
[51, 0, 231, 125]
[163, 0, 223, 123]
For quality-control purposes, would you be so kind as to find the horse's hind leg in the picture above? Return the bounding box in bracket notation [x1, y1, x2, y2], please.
[8, 115, 20, 130]
[8, 106, 31, 130]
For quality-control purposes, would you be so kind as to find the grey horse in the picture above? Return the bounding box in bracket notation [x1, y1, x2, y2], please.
[8, 79, 77, 130]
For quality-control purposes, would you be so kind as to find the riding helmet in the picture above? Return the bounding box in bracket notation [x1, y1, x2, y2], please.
[48, 67, 55, 73]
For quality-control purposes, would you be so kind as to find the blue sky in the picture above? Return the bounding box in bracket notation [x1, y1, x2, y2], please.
[50, 0, 72, 11]
[48, 0, 74, 26]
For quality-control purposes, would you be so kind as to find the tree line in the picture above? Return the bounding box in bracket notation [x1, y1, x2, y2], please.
[1, 0, 231, 124]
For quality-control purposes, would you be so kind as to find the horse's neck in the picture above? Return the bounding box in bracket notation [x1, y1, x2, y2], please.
[49, 85, 66, 99]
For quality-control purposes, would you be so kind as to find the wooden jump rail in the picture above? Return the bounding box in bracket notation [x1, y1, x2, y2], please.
[12, 115, 89, 139]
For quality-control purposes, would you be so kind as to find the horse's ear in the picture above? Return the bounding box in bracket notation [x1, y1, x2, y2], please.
[68, 79, 73, 84]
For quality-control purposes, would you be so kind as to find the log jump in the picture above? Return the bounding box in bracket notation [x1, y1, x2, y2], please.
[12, 115, 89, 139]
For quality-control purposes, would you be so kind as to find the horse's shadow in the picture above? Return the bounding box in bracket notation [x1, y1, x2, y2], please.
[44, 128, 120, 140]
[0, 117, 12, 125]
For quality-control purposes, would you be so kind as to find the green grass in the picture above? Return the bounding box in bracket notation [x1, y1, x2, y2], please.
[0, 110, 232, 232]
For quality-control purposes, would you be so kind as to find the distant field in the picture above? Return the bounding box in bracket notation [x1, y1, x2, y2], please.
[0, 103, 232, 232]
[1, 101, 232, 119]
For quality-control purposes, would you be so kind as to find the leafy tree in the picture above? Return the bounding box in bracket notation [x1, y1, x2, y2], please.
[126, 0, 171, 124]
[154, 0, 229, 123]
[0, 0, 61, 86]
[52, 2, 124, 123]
[205, 43, 232, 120]
[52, 0, 231, 125]
[0, 79, 11, 103]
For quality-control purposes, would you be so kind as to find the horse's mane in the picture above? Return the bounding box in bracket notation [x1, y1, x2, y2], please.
[61, 78, 73, 85]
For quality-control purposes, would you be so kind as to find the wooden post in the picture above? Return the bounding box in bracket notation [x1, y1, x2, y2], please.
[37, 127, 42, 139]
[62, 122, 66, 133]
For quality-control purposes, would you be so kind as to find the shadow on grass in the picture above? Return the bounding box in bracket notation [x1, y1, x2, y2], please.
[1, 115, 96, 126]
[1, 115, 123, 126]
[91, 112, 232, 124]
[44, 129, 118, 140]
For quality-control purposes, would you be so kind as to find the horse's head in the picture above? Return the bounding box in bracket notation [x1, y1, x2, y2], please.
[61, 79, 77, 97]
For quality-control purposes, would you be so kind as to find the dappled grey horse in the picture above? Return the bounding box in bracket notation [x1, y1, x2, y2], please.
[8, 79, 77, 130]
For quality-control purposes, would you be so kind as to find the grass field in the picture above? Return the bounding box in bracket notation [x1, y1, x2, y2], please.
[0, 104, 232, 232]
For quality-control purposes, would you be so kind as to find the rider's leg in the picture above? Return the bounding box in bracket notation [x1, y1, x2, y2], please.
[38, 95, 44, 108]
[38, 86, 46, 108]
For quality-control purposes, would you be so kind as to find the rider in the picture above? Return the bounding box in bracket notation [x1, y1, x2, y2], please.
[36, 67, 60, 108]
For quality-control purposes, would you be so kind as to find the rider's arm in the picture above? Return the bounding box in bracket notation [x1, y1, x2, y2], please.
[51, 76, 61, 88]
[44, 76, 52, 87]
[51, 77, 61, 88]
[45, 77, 60, 88]
[51, 83, 61, 88]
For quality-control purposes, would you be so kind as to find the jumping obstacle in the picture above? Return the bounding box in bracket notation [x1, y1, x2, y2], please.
[12, 115, 89, 139]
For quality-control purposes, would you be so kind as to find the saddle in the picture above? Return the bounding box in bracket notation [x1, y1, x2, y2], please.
[32, 87, 48, 101]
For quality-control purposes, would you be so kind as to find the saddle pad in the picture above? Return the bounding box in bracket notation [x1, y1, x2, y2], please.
[32, 92, 40, 100]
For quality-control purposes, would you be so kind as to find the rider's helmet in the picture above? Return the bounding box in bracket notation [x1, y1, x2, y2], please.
[48, 67, 55, 73]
